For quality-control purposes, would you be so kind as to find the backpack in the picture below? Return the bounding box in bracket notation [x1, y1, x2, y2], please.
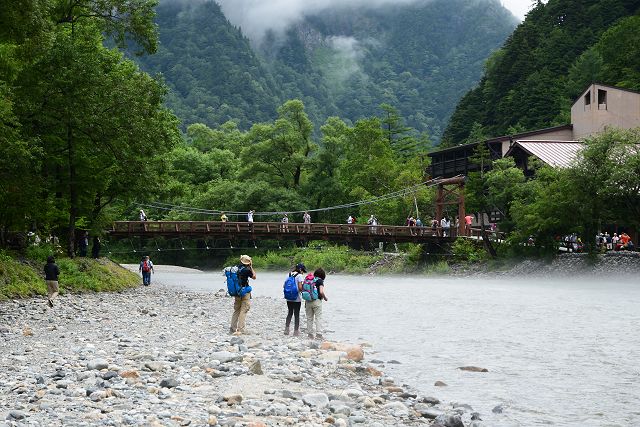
[224, 265, 252, 297]
[301, 273, 319, 301]
[142, 260, 151, 272]
[283, 273, 299, 301]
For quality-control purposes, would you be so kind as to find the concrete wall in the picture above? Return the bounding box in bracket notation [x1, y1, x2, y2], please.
[571, 84, 640, 139]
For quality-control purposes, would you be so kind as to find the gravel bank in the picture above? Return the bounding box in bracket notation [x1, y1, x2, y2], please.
[0, 285, 475, 426]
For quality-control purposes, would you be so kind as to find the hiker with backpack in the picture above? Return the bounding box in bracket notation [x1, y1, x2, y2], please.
[300, 268, 328, 339]
[139, 255, 154, 286]
[283, 263, 306, 336]
[44, 256, 60, 308]
[227, 254, 256, 335]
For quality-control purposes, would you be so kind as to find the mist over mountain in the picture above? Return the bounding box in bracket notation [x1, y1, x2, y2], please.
[135, 0, 517, 141]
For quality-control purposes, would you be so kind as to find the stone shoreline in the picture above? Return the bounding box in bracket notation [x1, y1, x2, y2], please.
[447, 251, 640, 278]
[0, 284, 475, 427]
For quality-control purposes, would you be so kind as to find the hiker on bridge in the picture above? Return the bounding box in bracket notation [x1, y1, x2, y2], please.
[139, 209, 147, 221]
[281, 213, 289, 232]
[230, 255, 256, 335]
[303, 211, 311, 232]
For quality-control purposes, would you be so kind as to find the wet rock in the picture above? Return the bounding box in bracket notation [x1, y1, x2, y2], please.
[492, 404, 504, 414]
[458, 366, 488, 372]
[419, 396, 440, 405]
[434, 414, 464, 427]
[434, 381, 447, 387]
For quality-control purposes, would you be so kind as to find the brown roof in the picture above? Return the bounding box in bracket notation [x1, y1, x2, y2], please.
[505, 140, 583, 168]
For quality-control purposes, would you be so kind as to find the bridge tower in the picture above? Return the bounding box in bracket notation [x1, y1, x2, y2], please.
[434, 176, 465, 237]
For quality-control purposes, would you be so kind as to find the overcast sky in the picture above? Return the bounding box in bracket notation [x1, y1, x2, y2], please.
[502, 0, 533, 20]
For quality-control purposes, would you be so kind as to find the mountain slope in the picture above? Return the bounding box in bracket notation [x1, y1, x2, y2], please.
[135, 0, 517, 140]
[442, 0, 640, 146]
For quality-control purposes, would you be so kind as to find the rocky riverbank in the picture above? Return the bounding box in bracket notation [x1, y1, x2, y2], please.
[447, 251, 640, 278]
[0, 284, 478, 427]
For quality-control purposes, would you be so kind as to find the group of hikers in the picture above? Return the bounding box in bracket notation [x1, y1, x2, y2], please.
[133, 254, 328, 338]
[225, 255, 328, 339]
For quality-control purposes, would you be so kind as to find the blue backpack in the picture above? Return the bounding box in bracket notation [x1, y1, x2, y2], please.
[283, 273, 299, 301]
[224, 265, 252, 297]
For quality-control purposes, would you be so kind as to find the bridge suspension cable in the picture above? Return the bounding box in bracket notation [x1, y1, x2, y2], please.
[135, 176, 458, 217]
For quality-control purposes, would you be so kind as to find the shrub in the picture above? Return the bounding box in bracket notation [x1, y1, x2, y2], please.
[451, 238, 485, 262]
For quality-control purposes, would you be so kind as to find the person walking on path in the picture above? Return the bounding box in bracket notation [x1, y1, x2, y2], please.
[220, 212, 228, 222]
[284, 263, 306, 336]
[230, 255, 256, 335]
[44, 256, 60, 308]
[78, 231, 89, 257]
[91, 237, 101, 259]
[301, 268, 328, 340]
[139, 256, 154, 286]
[139, 209, 148, 221]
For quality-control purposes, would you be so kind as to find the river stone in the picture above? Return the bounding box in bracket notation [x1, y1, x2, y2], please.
[383, 401, 409, 416]
[419, 396, 441, 405]
[210, 351, 240, 363]
[87, 359, 108, 370]
[434, 381, 447, 387]
[458, 366, 488, 372]
[492, 405, 504, 414]
[249, 360, 263, 375]
[159, 378, 178, 388]
[302, 393, 329, 408]
[145, 361, 168, 372]
[223, 394, 243, 405]
[434, 414, 464, 427]
[8, 411, 26, 420]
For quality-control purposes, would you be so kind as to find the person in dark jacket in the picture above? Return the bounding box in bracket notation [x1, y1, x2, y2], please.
[91, 236, 101, 259]
[44, 256, 60, 308]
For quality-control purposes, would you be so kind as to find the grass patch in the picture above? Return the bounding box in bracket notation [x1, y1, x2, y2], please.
[0, 250, 139, 301]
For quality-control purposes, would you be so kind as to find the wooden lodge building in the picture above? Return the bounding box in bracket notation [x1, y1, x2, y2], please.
[429, 83, 640, 178]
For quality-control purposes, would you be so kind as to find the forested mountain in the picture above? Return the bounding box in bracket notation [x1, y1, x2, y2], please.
[443, 0, 640, 146]
[133, 0, 517, 141]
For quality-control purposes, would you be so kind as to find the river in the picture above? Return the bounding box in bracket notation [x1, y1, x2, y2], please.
[150, 267, 640, 426]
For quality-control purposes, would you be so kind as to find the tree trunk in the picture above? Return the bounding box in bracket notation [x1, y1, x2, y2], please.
[479, 210, 497, 258]
[67, 124, 77, 258]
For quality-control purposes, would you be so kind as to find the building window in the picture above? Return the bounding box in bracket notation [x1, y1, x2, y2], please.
[584, 91, 591, 111]
[598, 89, 607, 110]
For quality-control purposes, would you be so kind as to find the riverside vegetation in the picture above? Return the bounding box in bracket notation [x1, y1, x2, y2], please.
[0, 246, 139, 301]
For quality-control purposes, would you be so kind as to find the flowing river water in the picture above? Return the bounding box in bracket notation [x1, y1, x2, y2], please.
[150, 267, 640, 426]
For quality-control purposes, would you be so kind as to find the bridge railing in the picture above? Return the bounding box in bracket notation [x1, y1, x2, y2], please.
[110, 221, 460, 239]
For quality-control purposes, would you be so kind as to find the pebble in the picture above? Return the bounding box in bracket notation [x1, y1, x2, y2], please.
[0, 284, 445, 427]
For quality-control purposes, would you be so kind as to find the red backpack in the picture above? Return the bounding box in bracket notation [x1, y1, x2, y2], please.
[142, 261, 151, 272]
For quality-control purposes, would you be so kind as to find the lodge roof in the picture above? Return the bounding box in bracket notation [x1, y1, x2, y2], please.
[504, 140, 583, 168]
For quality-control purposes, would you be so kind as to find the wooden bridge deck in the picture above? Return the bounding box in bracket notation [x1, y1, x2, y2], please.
[109, 221, 476, 244]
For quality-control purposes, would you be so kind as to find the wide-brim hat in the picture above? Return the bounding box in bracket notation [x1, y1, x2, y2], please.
[240, 254, 252, 265]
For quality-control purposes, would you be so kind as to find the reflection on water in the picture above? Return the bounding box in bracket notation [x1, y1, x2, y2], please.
[154, 268, 640, 426]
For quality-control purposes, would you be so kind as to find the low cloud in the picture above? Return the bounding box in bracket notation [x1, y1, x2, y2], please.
[216, 0, 423, 42]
